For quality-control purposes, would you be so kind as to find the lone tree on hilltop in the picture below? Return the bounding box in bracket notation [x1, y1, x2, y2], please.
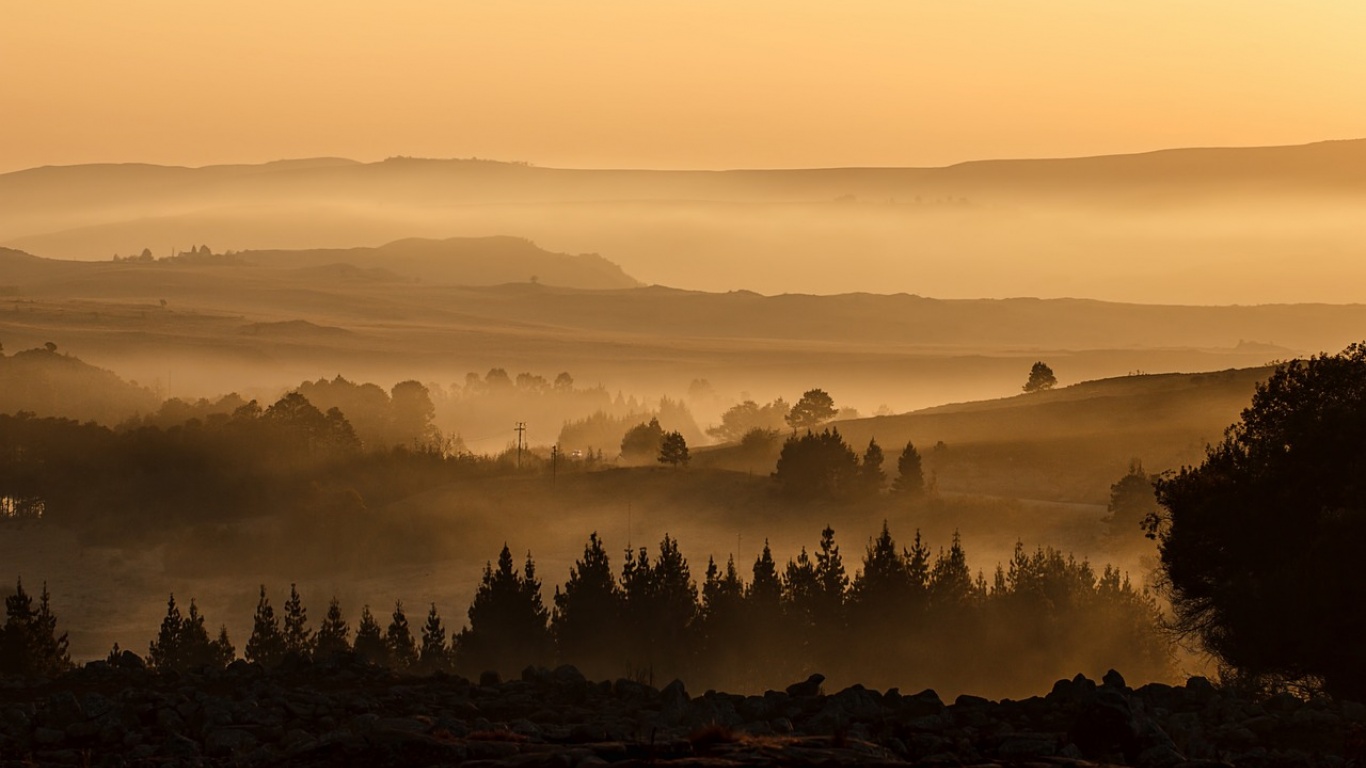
[1151, 343, 1366, 698]
[658, 431, 690, 467]
[785, 389, 837, 430]
[1023, 362, 1057, 393]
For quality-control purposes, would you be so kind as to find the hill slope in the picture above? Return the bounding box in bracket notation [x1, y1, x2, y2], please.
[704, 367, 1271, 504]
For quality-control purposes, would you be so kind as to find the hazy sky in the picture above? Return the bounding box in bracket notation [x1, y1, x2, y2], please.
[4, 1, 1365, 172]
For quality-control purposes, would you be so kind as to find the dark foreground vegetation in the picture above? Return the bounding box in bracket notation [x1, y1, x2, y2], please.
[1, 523, 1167, 699]
[1, 657, 1361, 767]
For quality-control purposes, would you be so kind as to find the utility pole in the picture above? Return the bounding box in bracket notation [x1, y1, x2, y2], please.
[514, 422, 526, 469]
[551, 445, 558, 484]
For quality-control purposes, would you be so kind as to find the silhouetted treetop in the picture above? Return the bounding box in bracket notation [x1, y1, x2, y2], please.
[1153, 342, 1366, 698]
[785, 389, 837, 430]
[1023, 361, 1057, 393]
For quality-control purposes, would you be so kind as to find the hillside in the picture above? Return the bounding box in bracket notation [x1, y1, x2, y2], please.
[3, 246, 1359, 413]
[5, 141, 1366, 302]
[0, 345, 158, 423]
[0, 237, 638, 290]
[703, 367, 1272, 505]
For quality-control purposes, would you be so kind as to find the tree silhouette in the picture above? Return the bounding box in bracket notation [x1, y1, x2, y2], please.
[699, 555, 746, 682]
[1153, 343, 1366, 698]
[621, 534, 697, 681]
[419, 604, 450, 672]
[785, 389, 837, 430]
[552, 533, 623, 679]
[148, 595, 228, 671]
[147, 594, 186, 671]
[620, 417, 665, 462]
[773, 428, 859, 498]
[315, 597, 351, 658]
[707, 399, 791, 442]
[1023, 361, 1057, 393]
[353, 605, 386, 665]
[386, 600, 418, 671]
[456, 545, 552, 675]
[390, 380, 438, 449]
[658, 430, 690, 467]
[245, 585, 286, 667]
[211, 624, 235, 667]
[892, 440, 925, 495]
[1105, 460, 1159, 535]
[0, 579, 71, 676]
[928, 532, 977, 610]
[282, 583, 312, 658]
[859, 438, 885, 494]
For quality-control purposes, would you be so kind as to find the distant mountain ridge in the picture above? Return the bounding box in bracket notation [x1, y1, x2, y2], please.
[5, 139, 1366, 213]
[234, 236, 640, 289]
[0, 237, 640, 290]
[4, 138, 1366, 303]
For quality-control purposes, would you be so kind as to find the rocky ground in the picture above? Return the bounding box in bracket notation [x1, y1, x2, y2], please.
[0, 653, 1360, 767]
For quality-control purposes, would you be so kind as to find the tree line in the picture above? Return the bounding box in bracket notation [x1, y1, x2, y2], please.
[4, 525, 1168, 696]
[0, 391, 482, 544]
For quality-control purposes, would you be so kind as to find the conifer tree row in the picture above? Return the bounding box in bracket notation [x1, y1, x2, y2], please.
[7, 525, 1169, 697]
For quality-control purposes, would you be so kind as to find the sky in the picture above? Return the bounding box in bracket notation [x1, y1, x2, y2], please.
[3, 1, 1366, 172]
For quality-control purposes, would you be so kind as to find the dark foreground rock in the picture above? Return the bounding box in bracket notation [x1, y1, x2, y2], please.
[0, 658, 1361, 767]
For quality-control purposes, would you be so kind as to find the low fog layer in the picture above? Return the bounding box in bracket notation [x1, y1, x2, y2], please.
[0, 341, 1257, 696]
[0, 246, 1358, 422]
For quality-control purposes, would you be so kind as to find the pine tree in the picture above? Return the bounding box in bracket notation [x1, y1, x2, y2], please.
[212, 625, 235, 667]
[658, 431, 690, 467]
[147, 594, 185, 671]
[892, 440, 924, 495]
[929, 531, 976, 609]
[353, 605, 387, 665]
[851, 522, 916, 610]
[32, 584, 70, 675]
[698, 555, 745, 683]
[315, 597, 351, 658]
[184, 600, 217, 663]
[456, 545, 552, 676]
[814, 526, 848, 617]
[782, 547, 818, 618]
[0, 578, 71, 677]
[748, 541, 782, 609]
[282, 583, 312, 658]
[419, 603, 449, 672]
[245, 585, 286, 667]
[0, 578, 37, 676]
[551, 532, 623, 679]
[905, 530, 931, 592]
[859, 438, 885, 494]
[386, 600, 418, 670]
[619, 534, 697, 681]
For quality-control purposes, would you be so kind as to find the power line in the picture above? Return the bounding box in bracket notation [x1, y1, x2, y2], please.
[514, 422, 526, 469]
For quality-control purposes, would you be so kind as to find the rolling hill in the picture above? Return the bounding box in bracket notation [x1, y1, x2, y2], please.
[4, 140, 1366, 302]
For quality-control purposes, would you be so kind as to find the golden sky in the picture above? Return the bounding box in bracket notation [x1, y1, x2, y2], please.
[4, 1, 1365, 172]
